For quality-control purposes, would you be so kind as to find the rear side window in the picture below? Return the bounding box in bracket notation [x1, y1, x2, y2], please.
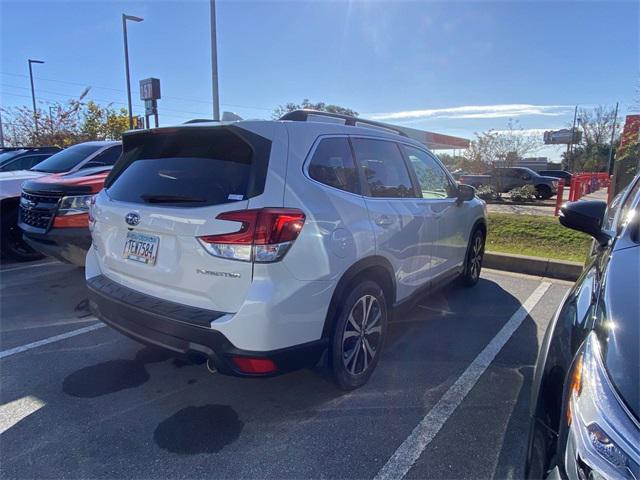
[351, 138, 415, 198]
[83, 146, 122, 168]
[106, 126, 271, 207]
[308, 137, 360, 194]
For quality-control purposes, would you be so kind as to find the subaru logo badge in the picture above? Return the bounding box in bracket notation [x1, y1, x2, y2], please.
[125, 212, 140, 226]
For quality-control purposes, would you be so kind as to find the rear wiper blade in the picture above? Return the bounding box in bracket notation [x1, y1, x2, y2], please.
[140, 194, 207, 203]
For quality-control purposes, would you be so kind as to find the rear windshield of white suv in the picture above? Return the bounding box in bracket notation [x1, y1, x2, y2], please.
[105, 126, 271, 207]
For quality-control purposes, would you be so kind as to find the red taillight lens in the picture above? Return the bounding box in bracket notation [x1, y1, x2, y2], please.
[231, 356, 278, 374]
[198, 208, 305, 262]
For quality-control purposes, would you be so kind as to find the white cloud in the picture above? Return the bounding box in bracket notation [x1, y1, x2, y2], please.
[370, 104, 572, 121]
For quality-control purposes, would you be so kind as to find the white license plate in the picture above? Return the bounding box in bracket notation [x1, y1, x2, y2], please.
[123, 231, 159, 265]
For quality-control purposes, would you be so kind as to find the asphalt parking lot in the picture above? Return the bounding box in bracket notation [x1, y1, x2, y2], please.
[0, 259, 571, 479]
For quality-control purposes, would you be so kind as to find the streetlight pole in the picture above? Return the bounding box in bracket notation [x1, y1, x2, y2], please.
[122, 14, 143, 129]
[210, 0, 220, 121]
[607, 102, 619, 175]
[28, 59, 44, 139]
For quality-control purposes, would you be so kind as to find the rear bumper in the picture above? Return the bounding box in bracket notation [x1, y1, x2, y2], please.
[87, 274, 328, 377]
[22, 226, 91, 266]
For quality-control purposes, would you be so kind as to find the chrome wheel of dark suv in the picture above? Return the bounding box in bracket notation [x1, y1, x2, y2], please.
[332, 280, 388, 390]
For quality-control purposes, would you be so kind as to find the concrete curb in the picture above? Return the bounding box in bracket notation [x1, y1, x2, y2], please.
[484, 251, 583, 281]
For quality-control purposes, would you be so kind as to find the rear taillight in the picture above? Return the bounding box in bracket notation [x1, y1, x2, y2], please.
[198, 208, 305, 263]
[231, 356, 278, 375]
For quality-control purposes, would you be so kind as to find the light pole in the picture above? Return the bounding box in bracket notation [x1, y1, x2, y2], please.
[28, 59, 44, 138]
[210, 0, 220, 121]
[122, 14, 143, 129]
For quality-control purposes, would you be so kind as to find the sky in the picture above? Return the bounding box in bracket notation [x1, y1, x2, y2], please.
[1, 0, 638, 161]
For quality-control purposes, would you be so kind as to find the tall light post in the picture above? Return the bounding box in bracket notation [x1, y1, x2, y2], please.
[210, 0, 220, 121]
[28, 59, 44, 138]
[122, 14, 143, 129]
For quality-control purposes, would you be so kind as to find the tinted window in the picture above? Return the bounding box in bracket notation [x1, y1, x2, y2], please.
[308, 137, 359, 194]
[83, 146, 122, 168]
[106, 127, 271, 207]
[401, 145, 453, 199]
[31, 144, 102, 173]
[5, 155, 48, 171]
[351, 138, 415, 198]
[0, 150, 26, 166]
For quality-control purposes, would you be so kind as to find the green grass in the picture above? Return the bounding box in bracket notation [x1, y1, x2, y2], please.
[487, 213, 592, 262]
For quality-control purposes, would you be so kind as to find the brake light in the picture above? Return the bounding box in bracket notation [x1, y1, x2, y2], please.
[198, 208, 305, 262]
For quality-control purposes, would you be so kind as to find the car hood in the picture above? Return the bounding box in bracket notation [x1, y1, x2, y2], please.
[0, 170, 47, 200]
[22, 168, 111, 196]
[598, 245, 640, 422]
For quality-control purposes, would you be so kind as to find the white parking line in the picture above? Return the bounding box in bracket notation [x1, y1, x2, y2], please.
[374, 281, 552, 480]
[0, 322, 105, 360]
[0, 261, 59, 273]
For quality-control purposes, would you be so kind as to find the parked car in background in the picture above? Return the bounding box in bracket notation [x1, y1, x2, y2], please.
[538, 170, 573, 183]
[525, 175, 640, 480]
[19, 166, 112, 266]
[0, 141, 121, 261]
[460, 167, 559, 199]
[0, 147, 61, 172]
[86, 111, 487, 389]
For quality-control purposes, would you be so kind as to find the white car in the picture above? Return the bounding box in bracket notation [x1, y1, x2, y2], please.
[0, 141, 121, 260]
[86, 111, 487, 389]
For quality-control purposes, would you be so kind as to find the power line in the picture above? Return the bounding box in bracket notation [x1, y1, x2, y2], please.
[0, 71, 273, 112]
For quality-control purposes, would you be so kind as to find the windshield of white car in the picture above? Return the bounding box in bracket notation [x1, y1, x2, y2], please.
[30, 144, 102, 173]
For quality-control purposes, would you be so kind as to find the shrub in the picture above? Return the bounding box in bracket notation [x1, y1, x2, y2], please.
[476, 185, 498, 201]
[509, 185, 537, 202]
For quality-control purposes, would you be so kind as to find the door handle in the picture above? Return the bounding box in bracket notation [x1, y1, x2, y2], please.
[375, 215, 393, 227]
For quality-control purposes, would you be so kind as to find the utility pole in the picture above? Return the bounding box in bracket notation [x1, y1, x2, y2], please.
[0, 109, 5, 148]
[210, 0, 220, 121]
[122, 14, 143, 129]
[567, 105, 578, 170]
[607, 102, 619, 175]
[28, 59, 45, 139]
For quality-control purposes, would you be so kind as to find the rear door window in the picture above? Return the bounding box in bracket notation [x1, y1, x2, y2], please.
[308, 137, 360, 194]
[106, 126, 271, 207]
[351, 138, 416, 198]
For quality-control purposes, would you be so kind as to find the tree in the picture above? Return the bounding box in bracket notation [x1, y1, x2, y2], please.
[562, 105, 621, 172]
[1, 89, 129, 147]
[272, 98, 358, 119]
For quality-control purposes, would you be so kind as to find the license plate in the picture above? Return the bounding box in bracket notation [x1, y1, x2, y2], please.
[123, 231, 159, 265]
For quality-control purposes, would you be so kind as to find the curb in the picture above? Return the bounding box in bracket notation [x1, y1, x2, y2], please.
[484, 251, 583, 281]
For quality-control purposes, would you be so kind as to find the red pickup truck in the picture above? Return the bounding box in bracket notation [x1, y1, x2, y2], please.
[19, 166, 111, 266]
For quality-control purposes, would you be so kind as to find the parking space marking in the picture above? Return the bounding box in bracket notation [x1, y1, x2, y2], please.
[374, 281, 552, 480]
[0, 261, 60, 273]
[0, 396, 46, 434]
[0, 322, 104, 360]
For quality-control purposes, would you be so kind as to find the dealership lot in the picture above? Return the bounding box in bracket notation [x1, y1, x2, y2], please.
[1, 260, 571, 479]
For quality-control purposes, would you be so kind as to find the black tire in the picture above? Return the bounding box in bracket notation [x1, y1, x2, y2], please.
[330, 280, 388, 390]
[535, 185, 552, 200]
[460, 228, 485, 287]
[0, 207, 45, 262]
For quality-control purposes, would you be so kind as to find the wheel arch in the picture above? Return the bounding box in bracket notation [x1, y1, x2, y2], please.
[321, 256, 396, 340]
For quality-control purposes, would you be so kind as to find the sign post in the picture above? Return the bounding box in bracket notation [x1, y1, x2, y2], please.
[139, 78, 161, 128]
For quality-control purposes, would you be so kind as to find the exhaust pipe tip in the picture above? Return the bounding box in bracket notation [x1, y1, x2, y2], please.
[206, 359, 217, 374]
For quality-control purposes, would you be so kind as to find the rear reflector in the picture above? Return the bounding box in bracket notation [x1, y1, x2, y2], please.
[231, 356, 278, 374]
[198, 208, 305, 263]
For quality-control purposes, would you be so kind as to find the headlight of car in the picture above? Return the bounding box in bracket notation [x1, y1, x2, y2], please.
[564, 332, 639, 480]
[58, 194, 94, 216]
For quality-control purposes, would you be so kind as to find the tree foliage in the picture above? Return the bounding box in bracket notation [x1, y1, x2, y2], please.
[2, 89, 130, 147]
[272, 98, 358, 119]
[562, 105, 621, 172]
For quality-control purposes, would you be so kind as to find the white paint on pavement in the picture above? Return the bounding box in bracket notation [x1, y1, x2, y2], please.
[0, 396, 46, 434]
[374, 281, 552, 480]
[0, 261, 59, 273]
[0, 322, 105, 360]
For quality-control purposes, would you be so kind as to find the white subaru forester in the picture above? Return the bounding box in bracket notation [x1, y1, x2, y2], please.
[86, 111, 487, 389]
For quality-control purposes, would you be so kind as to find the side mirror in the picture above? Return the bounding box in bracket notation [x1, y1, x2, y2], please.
[457, 184, 475, 202]
[559, 200, 611, 247]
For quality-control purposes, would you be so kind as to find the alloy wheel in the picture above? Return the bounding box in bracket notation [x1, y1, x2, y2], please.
[341, 294, 382, 375]
[470, 234, 484, 281]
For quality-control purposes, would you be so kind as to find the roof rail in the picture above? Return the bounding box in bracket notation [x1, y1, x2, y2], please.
[279, 109, 409, 137]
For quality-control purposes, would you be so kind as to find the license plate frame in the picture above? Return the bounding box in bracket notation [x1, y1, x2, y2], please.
[123, 231, 159, 265]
